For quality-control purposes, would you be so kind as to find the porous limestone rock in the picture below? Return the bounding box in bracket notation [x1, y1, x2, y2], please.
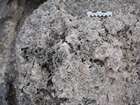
[15, 0, 140, 105]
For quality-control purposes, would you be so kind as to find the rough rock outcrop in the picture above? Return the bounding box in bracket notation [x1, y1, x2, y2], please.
[0, 0, 140, 105]
[0, 0, 47, 105]
[15, 0, 140, 105]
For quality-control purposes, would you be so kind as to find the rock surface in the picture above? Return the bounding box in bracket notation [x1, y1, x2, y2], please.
[0, 0, 140, 105]
[0, 0, 47, 105]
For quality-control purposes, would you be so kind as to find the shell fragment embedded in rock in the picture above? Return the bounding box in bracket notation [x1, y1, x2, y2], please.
[87, 11, 112, 17]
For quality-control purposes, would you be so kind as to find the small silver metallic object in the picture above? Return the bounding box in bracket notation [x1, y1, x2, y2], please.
[87, 11, 112, 17]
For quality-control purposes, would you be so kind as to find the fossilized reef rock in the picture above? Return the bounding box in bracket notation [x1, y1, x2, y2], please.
[14, 0, 140, 105]
[0, 0, 140, 105]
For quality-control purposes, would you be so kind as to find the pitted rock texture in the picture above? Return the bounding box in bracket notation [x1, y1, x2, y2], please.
[0, 0, 47, 105]
[15, 0, 140, 105]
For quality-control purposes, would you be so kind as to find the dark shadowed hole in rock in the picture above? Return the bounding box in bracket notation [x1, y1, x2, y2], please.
[93, 59, 104, 67]
[109, 77, 116, 85]
[25, 56, 29, 61]
[89, 58, 93, 62]
[47, 73, 53, 86]
[42, 62, 52, 74]
[82, 98, 96, 105]
[69, 19, 72, 22]
[136, 59, 140, 66]
[89, 65, 92, 68]
[78, 37, 81, 41]
[6, 83, 17, 105]
[7, 0, 14, 5]
[35, 49, 38, 53]
[27, 82, 30, 86]
[94, 86, 99, 90]
[21, 47, 28, 54]
[136, 70, 140, 80]
[47, 79, 53, 86]
[125, 64, 129, 71]
[41, 51, 55, 87]
[77, 45, 81, 50]
[72, 24, 79, 29]
[21, 88, 23, 93]
[66, 42, 74, 54]
[21, 47, 32, 61]
[81, 58, 86, 62]
[129, 30, 132, 35]
[24, 0, 48, 8]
